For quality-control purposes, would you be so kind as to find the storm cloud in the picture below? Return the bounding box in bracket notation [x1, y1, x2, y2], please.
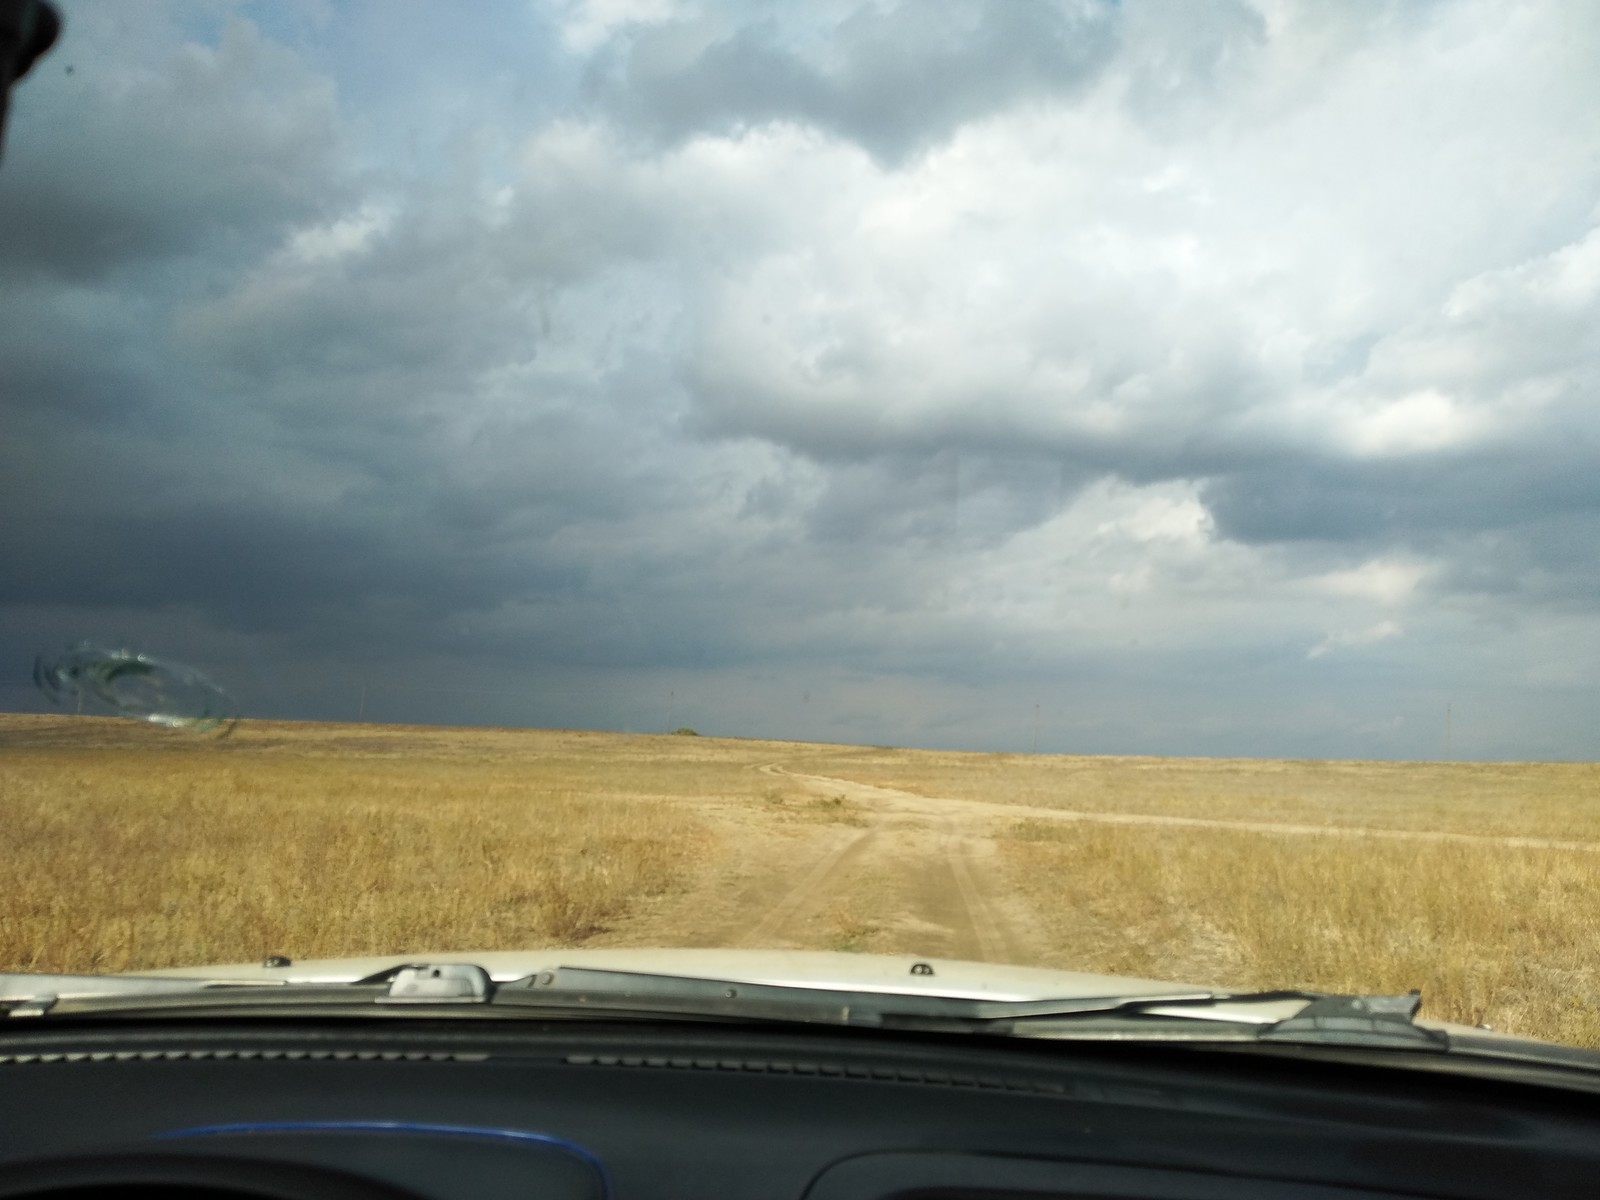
[3, 0, 1599, 758]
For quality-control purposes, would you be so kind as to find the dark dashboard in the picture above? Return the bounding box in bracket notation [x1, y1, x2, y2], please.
[4, 1018, 1599, 1200]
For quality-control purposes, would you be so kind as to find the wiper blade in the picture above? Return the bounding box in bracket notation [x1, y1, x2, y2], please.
[492, 969, 1447, 1051]
[489, 966, 1225, 1027]
[0, 971, 285, 1017]
[1, 964, 1216, 1023]
[0, 964, 488, 1018]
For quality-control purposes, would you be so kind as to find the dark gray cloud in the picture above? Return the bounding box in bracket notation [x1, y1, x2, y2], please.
[1204, 441, 1600, 549]
[0, 11, 341, 283]
[586, 0, 1120, 165]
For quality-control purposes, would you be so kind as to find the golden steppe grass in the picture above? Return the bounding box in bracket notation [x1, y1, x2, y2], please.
[997, 820, 1600, 1047]
[0, 716, 728, 972]
[5, 713, 1600, 1047]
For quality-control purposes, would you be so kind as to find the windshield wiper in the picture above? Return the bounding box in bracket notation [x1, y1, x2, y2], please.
[488, 967, 1446, 1050]
[0, 963, 1210, 1022]
[0, 963, 1446, 1051]
[0, 963, 486, 1017]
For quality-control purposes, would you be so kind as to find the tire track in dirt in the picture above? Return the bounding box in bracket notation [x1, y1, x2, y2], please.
[942, 819, 1010, 962]
[738, 764, 1027, 961]
[737, 826, 879, 948]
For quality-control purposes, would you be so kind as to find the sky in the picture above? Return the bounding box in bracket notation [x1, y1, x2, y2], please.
[2, 0, 1599, 759]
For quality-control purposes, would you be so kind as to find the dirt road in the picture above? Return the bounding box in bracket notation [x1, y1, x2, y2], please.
[597, 761, 1600, 964]
[596, 762, 1033, 962]
[736, 764, 1020, 961]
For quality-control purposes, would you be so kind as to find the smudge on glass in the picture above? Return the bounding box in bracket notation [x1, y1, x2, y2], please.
[33, 642, 238, 733]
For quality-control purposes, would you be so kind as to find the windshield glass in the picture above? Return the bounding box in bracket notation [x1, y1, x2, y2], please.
[4, 0, 1599, 1047]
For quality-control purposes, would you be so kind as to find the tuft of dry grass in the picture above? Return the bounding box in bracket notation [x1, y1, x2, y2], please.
[823, 903, 881, 952]
[799, 793, 870, 825]
[752, 781, 869, 825]
[999, 819, 1600, 1046]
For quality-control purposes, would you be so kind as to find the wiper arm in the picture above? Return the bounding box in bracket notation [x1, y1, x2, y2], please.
[1254, 989, 1446, 1050]
[987, 985, 1444, 1050]
[0, 964, 488, 1018]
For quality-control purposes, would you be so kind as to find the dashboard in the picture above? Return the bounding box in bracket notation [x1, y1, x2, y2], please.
[3, 1017, 1600, 1199]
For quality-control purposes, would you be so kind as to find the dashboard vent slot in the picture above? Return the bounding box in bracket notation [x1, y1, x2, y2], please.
[563, 1053, 1067, 1095]
[0, 1048, 491, 1065]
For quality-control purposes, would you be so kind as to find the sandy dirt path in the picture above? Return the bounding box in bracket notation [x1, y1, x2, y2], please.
[594, 762, 1600, 963]
[745, 764, 1030, 966]
[599, 763, 1032, 962]
[708, 768, 1024, 962]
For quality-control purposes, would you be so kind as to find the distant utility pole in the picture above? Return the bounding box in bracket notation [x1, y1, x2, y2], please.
[358, 684, 367, 722]
[1032, 704, 1040, 754]
[1445, 703, 1452, 760]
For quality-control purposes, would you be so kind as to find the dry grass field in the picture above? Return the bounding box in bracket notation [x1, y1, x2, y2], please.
[4, 713, 1600, 1047]
[0, 716, 730, 972]
[781, 743, 1600, 839]
[1000, 821, 1600, 1046]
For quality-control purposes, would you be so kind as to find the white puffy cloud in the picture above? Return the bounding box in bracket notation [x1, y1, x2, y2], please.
[556, 0, 688, 54]
[1311, 559, 1425, 605]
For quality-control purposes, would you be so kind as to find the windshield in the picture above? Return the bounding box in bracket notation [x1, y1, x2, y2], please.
[3, 1, 1599, 1048]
